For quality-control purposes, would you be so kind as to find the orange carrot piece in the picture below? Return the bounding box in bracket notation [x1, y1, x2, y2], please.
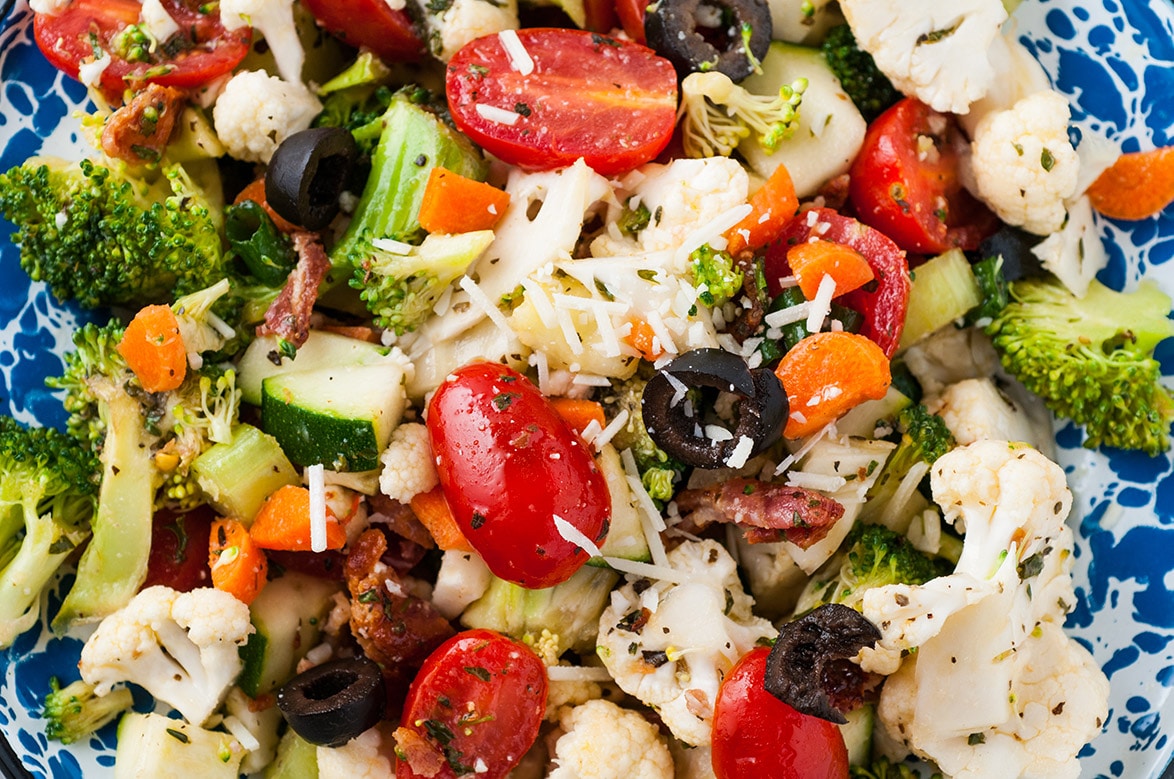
[1087, 147, 1174, 220]
[724, 163, 799, 256]
[550, 397, 607, 437]
[774, 332, 891, 439]
[786, 239, 876, 300]
[624, 317, 664, 361]
[417, 168, 511, 234]
[410, 487, 473, 552]
[249, 484, 347, 551]
[234, 178, 299, 233]
[117, 304, 187, 393]
[209, 518, 268, 605]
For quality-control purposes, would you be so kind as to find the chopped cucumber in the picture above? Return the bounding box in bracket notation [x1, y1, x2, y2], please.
[839, 703, 874, 766]
[238, 330, 390, 406]
[193, 424, 299, 525]
[264, 728, 319, 779]
[114, 712, 244, 779]
[590, 444, 652, 564]
[237, 572, 343, 698]
[835, 385, 915, 438]
[898, 248, 983, 351]
[738, 41, 868, 198]
[261, 360, 407, 471]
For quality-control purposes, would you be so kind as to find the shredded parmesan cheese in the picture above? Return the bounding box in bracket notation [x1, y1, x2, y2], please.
[372, 237, 414, 254]
[553, 515, 603, 558]
[546, 665, 614, 682]
[474, 104, 521, 126]
[805, 273, 837, 334]
[307, 464, 327, 553]
[498, 29, 535, 75]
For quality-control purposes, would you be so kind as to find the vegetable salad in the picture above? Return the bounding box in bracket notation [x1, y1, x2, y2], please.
[1, 0, 1172, 777]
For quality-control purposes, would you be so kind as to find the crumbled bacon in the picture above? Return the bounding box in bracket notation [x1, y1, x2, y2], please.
[368, 492, 436, 550]
[392, 726, 446, 778]
[673, 478, 844, 547]
[256, 231, 332, 348]
[101, 83, 187, 164]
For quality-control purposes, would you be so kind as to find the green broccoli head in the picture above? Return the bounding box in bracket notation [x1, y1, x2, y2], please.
[986, 277, 1174, 455]
[691, 244, 744, 307]
[679, 71, 807, 158]
[0, 158, 226, 309]
[821, 23, 902, 123]
[43, 678, 134, 745]
[47, 320, 132, 446]
[850, 755, 943, 779]
[889, 403, 956, 475]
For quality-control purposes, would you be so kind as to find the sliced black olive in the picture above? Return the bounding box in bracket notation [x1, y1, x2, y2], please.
[265, 127, 360, 231]
[224, 200, 298, 286]
[642, 348, 787, 469]
[644, 0, 772, 81]
[276, 656, 386, 747]
[974, 224, 1044, 281]
[763, 604, 882, 724]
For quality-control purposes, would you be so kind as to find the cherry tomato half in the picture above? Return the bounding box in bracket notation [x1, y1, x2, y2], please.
[769, 208, 911, 359]
[849, 98, 999, 255]
[446, 28, 678, 176]
[142, 506, 212, 592]
[397, 629, 547, 779]
[299, 0, 424, 62]
[712, 647, 849, 779]
[427, 362, 610, 589]
[33, 0, 251, 102]
[615, 0, 647, 42]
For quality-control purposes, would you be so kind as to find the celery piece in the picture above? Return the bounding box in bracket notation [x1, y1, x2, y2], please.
[192, 424, 299, 526]
[898, 248, 982, 352]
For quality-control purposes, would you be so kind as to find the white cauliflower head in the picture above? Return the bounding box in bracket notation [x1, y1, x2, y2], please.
[212, 70, 321, 164]
[378, 422, 439, 505]
[79, 586, 253, 725]
[219, 0, 304, 84]
[971, 90, 1080, 235]
[425, 0, 520, 62]
[317, 722, 397, 779]
[839, 0, 1008, 114]
[547, 699, 675, 779]
[596, 540, 774, 746]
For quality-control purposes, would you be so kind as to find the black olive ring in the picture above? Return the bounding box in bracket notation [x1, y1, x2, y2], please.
[265, 126, 360, 231]
[275, 655, 386, 747]
[644, 0, 773, 82]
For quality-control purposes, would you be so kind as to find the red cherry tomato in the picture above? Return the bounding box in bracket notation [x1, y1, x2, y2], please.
[615, 0, 647, 42]
[397, 629, 547, 779]
[33, 0, 251, 102]
[849, 98, 999, 255]
[712, 647, 849, 779]
[427, 362, 610, 589]
[582, 0, 619, 33]
[445, 28, 678, 176]
[142, 506, 212, 592]
[299, 0, 424, 62]
[769, 208, 911, 359]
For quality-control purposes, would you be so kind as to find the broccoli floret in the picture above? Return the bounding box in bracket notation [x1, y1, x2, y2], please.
[986, 277, 1174, 455]
[964, 254, 1010, 325]
[604, 371, 685, 502]
[313, 52, 395, 156]
[43, 678, 133, 745]
[690, 244, 744, 307]
[820, 23, 902, 123]
[0, 157, 225, 309]
[850, 755, 943, 779]
[0, 417, 99, 648]
[795, 523, 950, 614]
[679, 71, 807, 158]
[861, 404, 955, 527]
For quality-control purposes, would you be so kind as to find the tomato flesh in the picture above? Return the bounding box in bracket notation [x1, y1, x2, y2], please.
[712, 647, 849, 779]
[769, 208, 911, 359]
[299, 0, 424, 62]
[142, 506, 212, 592]
[849, 98, 998, 255]
[33, 0, 250, 101]
[397, 629, 547, 779]
[446, 28, 678, 176]
[427, 362, 610, 589]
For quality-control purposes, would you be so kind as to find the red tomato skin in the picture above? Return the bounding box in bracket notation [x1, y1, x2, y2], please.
[445, 28, 678, 176]
[427, 362, 610, 589]
[299, 0, 425, 62]
[615, 0, 647, 42]
[33, 0, 250, 101]
[849, 98, 998, 255]
[142, 506, 213, 592]
[712, 647, 849, 779]
[397, 629, 548, 779]
[769, 208, 911, 359]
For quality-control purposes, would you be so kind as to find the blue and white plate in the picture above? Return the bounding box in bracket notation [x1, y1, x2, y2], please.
[2, 1, 1173, 776]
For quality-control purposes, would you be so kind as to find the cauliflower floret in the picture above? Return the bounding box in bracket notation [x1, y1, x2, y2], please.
[596, 540, 774, 746]
[431, 549, 493, 620]
[970, 91, 1080, 235]
[220, 0, 305, 84]
[79, 586, 253, 725]
[839, 0, 1007, 114]
[212, 70, 321, 163]
[928, 377, 1049, 450]
[547, 700, 675, 779]
[378, 422, 439, 504]
[318, 723, 397, 779]
[417, 0, 520, 62]
[140, 0, 181, 42]
[1028, 193, 1107, 298]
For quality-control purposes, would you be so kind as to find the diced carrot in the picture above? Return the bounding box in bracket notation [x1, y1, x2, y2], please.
[234, 178, 300, 233]
[1086, 147, 1174, 220]
[550, 397, 607, 437]
[775, 331, 891, 439]
[417, 167, 511, 234]
[624, 317, 664, 361]
[786, 239, 876, 300]
[249, 484, 347, 551]
[117, 304, 187, 393]
[209, 518, 268, 605]
[724, 163, 799, 256]
[410, 487, 473, 552]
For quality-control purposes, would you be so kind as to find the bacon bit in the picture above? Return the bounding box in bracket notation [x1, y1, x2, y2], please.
[368, 492, 436, 550]
[393, 726, 446, 778]
[317, 324, 383, 343]
[727, 253, 766, 342]
[256, 231, 332, 348]
[684, 688, 710, 718]
[813, 173, 851, 212]
[673, 478, 844, 548]
[101, 83, 187, 164]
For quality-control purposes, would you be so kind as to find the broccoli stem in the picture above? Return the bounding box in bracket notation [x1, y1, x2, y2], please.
[0, 505, 89, 647]
[43, 678, 134, 745]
